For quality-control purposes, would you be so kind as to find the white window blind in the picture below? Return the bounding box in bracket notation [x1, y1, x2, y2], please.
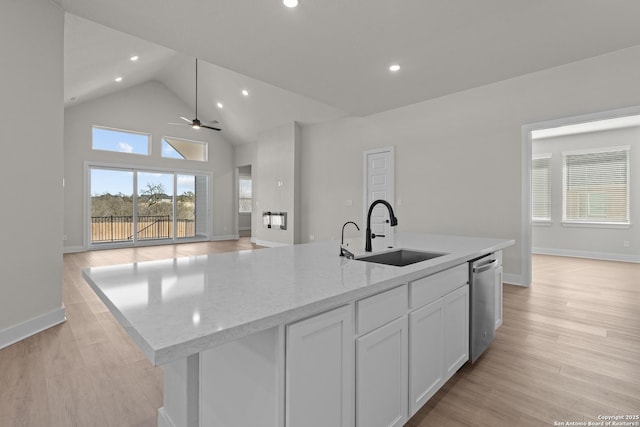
[532, 156, 552, 221]
[239, 177, 252, 213]
[562, 146, 630, 224]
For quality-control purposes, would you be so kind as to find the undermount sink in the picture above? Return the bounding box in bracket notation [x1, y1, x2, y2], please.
[356, 249, 448, 267]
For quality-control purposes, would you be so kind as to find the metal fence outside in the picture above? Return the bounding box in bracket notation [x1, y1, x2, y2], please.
[91, 215, 195, 243]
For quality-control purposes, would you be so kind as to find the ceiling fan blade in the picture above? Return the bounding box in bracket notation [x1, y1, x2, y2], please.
[168, 122, 188, 126]
[202, 119, 220, 125]
[202, 125, 222, 131]
[179, 116, 192, 123]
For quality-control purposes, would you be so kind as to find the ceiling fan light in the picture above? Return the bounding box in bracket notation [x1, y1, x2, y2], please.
[283, 0, 298, 8]
[192, 124, 200, 129]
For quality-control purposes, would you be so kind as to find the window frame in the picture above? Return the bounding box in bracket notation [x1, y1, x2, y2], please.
[92, 125, 151, 156]
[561, 146, 631, 228]
[161, 136, 208, 162]
[85, 161, 212, 249]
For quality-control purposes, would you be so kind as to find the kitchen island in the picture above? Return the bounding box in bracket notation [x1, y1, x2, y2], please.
[83, 233, 514, 427]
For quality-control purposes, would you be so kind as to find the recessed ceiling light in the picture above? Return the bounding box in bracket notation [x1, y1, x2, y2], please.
[130, 55, 139, 62]
[242, 89, 249, 97]
[115, 77, 123, 82]
[283, 0, 298, 8]
[389, 64, 401, 72]
[217, 102, 224, 108]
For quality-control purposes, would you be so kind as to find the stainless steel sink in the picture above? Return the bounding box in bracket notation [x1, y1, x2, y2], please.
[356, 249, 448, 267]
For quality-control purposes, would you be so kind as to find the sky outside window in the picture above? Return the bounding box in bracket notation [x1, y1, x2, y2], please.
[91, 168, 197, 196]
[92, 126, 150, 155]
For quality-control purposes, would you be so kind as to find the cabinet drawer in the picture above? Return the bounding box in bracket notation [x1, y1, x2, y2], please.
[357, 285, 408, 335]
[410, 264, 468, 310]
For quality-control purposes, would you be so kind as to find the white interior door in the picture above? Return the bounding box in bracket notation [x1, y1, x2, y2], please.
[364, 147, 395, 251]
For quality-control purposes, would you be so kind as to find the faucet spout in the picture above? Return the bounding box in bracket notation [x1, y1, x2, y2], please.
[365, 199, 398, 252]
[340, 221, 360, 257]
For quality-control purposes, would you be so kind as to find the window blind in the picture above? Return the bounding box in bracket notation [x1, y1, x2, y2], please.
[532, 156, 552, 221]
[563, 147, 630, 224]
[239, 177, 252, 213]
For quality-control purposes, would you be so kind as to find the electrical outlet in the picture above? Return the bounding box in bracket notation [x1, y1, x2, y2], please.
[623, 240, 630, 247]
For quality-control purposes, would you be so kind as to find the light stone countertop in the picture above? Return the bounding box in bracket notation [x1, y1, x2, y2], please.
[82, 232, 514, 366]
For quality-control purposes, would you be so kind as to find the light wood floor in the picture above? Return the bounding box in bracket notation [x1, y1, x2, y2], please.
[1, 247, 639, 426]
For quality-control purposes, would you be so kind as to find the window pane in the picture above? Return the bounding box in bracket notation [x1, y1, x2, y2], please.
[239, 177, 252, 213]
[177, 175, 195, 238]
[162, 137, 207, 161]
[92, 126, 150, 155]
[563, 148, 629, 223]
[137, 172, 174, 241]
[90, 168, 134, 243]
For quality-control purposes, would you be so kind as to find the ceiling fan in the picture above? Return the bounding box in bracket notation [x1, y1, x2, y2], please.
[170, 58, 221, 131]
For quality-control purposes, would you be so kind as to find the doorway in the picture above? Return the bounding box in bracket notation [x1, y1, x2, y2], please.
[522, 105, 640, 286]
[238, 165, 253, 238]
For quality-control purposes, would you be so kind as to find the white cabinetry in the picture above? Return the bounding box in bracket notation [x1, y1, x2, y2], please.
[443, 285, 469, 379]
[286, 305, 353, 427]
[356, 316, 408, 427]
[408, 264, 469, 417]
[355, 285, 408, 427]
[408, 299, 444, 415]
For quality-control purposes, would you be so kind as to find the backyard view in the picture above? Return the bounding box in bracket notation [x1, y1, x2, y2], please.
[90, 168, 205, 243]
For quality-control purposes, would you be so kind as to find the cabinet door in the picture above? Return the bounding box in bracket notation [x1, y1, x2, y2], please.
[443, 285, 469, 380]
[286, 305, 353, 427]
[356, 316, 408, 427]
[495, 265, 503, 330]
[408, 298, 444, 417]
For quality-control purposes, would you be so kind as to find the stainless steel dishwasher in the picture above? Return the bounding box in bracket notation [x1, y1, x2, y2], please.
[469, 253, 497, 363]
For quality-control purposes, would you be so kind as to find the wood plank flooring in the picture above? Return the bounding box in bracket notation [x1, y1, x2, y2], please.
[0, 238, 261, 427]
[407, 255, 640, 427]
[1, 247, 638, 426]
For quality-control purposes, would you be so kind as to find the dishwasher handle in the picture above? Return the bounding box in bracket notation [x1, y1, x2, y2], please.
[473, 259, 498, 273]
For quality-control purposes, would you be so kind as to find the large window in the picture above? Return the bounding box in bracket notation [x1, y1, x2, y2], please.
[562, 146, 630, 225]
[89, 165, 210, 245]
[92, 126, 150, 155]
[532, 155, 552, 222]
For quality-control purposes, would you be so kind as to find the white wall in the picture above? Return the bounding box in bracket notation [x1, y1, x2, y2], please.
[532, 126, 639, 262]
[254, 123, 301, 246]
[300, 45, 640, 284]
[0, 0, 65, 346]
[63, 80, 236, 249]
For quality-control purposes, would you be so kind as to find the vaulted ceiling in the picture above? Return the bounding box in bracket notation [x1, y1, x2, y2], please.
[60, 0, 640, 145]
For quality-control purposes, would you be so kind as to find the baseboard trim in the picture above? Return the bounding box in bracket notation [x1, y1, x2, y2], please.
[211, 234, 240, 241]
[252, 239, 291, 248]
[63, 245, 85, 254]
[503, 273, 528, 287]
[533, 247, 640, 263]
[0, 306, 66, 350]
